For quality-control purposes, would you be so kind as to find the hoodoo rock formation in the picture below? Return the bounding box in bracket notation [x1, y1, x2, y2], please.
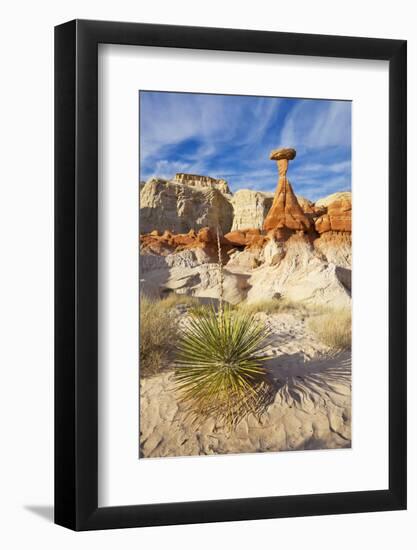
[263, 148, 312, 232]
[139, 150, 352, 307]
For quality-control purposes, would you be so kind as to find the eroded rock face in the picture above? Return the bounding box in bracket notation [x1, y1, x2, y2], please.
[263, 148, 312, 232]
[173, 173, 231, 194]
[230, 191, 316, 233]
[223, 228, 267, 249]
[140, 227, 351, 307]
[313, 231, 352, 268]
[140, 227, 235, 268]
[141, 227, 212, 253]
[231, 189, 274, 231]
[140, 178, 233, 234]
[315, 194, 352, 233]
[140, 251, 250, 304]
[296, 195, 315, 214]
[261, 238, 286, 266]
[139, 152, 352, 307]
[315, 191, 351, 209]
[245, 234, 351, 307]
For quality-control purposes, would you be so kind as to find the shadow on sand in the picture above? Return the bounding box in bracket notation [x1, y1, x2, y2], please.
[260, 350, 351, 411]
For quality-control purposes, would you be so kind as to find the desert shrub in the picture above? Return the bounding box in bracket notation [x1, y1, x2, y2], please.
[308, 308, 351, 350]
[140, 294, 180, 376]
[174, 305, 272, 425]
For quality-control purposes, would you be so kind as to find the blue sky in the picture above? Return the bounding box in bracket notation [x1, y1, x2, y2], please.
[139, 91, 351, 201]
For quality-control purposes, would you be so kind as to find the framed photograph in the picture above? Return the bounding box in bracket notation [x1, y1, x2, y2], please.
[55, 20, 407, 530]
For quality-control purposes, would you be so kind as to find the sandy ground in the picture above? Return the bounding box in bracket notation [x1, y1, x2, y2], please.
[140, 311, 351, 458]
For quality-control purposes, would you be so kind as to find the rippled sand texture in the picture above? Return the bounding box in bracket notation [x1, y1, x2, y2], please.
[140, 311, 351, 458]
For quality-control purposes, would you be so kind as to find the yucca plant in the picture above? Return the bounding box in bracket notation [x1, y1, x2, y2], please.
[174, 227, 273, 425]
[174, 304, 272, 426]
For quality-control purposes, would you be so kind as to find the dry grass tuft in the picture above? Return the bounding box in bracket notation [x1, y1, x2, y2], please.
[140, 294, 184, 376]
[237, 297, 351, 351]
[156, 292, 200, 310]
[308, 308, 351, 350]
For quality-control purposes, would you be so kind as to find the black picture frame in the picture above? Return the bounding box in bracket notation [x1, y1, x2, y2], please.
[55, 19, 407, 531]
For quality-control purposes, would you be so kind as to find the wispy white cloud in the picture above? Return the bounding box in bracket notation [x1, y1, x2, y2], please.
[279, 100, 351, 149]
[140, 93, 284, 164]
[140, 92, 351, 201]
[145, 159, 193, 180]
[292, 160, 351, 175]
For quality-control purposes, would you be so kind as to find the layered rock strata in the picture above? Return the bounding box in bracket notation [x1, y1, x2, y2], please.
[315, 191, 352, 209]
[231, 189, 274, 231]
[173, 173, 231, 194]
[140, 178, 233, 235]
[224, 228, 267, 249]
[139, 149, 352, 307]
[244, 233, 350, 307]
[315, 195, 352, 233]
[140, 230, 351, 307]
